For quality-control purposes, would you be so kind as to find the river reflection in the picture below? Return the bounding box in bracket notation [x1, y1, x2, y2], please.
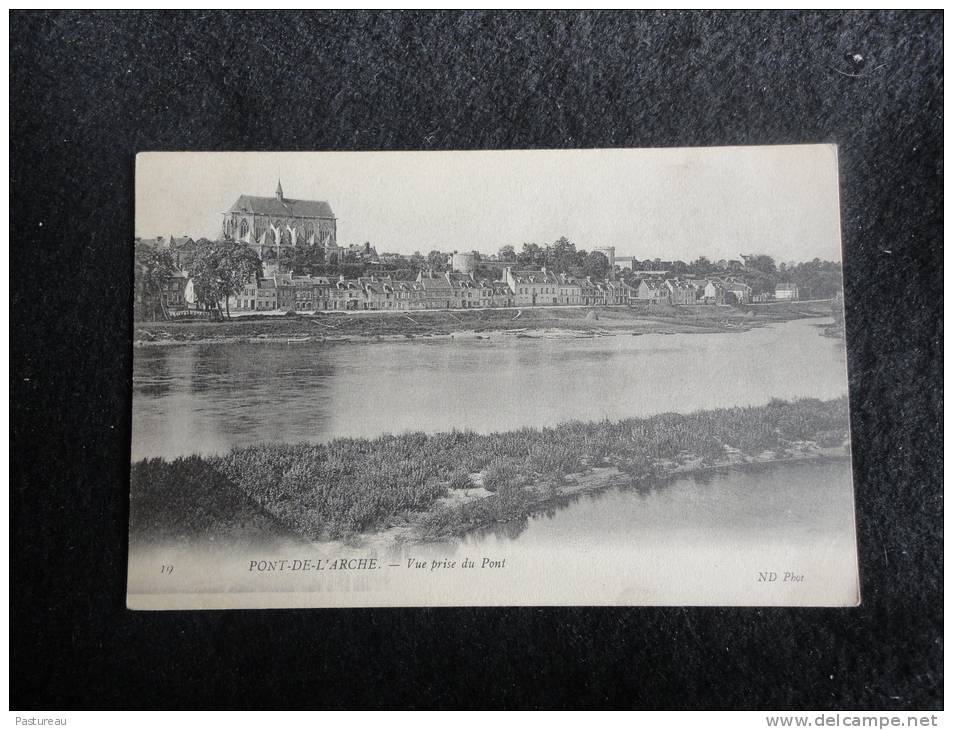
[456, 458, 855, 552]
[127, 458, 859, 606]
[131, 317, 848, 461]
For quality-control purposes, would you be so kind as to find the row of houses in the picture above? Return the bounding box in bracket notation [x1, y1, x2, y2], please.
[229, 268, 763, 313]
[235, 271, 502, 312]
[231, 268, 634, 312]
[502, 267, 631, 307]
[633, 276, 757, 305]
[135, 265, 774, 318]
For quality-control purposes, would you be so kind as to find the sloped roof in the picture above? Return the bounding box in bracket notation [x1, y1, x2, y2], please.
[447, 273, 481, 288]
[349, 244, 379, 256]
[510, 270, 558, 285]
[554, 273, 583, 286]
[290, 275, 331, 287]
[725, 281, 751, 292]
[357, 276, 395, 294]
[228, 195, 334, 219]
[332, 279, 362, 291]
[416, 273, 454, 291]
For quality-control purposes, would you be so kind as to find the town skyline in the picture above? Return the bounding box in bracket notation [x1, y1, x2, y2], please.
[136, 146, 845, 263]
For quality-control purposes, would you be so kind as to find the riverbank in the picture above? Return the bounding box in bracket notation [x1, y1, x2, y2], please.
[133, 301, 834, 347]
[130, 397, 851, 547]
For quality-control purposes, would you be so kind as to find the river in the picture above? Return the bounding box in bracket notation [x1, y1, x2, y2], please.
[131, 317, 848, 461]
[128, 316, 858, 607]
[128, 458, 858, 606]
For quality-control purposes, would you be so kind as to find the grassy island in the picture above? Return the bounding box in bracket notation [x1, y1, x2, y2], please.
[130, 397, 850, 546]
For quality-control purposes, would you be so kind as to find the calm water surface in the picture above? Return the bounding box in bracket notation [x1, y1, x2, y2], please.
[460, 457, 854, 556]
[129, 318, 858, 604]
[131, 317, 848, 460]
[128, 458, 858, 605]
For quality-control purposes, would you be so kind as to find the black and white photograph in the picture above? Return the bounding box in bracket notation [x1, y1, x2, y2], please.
[11, 8, 941, 713]
[128, 146, 858, 609]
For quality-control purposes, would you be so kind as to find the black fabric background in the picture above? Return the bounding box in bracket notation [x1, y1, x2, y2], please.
[9, 10, 942, 710]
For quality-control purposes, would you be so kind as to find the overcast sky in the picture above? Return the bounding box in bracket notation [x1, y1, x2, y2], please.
[136, 145, 843, 262]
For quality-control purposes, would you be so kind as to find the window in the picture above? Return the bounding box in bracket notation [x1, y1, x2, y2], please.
[239, 219, 249, 238]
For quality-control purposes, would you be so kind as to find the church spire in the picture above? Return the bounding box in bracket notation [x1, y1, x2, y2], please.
[275, 178, 284, 202]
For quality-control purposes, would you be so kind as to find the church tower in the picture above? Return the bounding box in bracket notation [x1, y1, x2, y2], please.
[275, 178, 284, 203]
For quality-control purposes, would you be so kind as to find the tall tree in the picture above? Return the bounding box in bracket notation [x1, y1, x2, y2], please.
[517, 243, 543, 267]
[427, 250, 447, 271]
[789, 260, 843, 299]
[581, 251, 611, 280]
[550, 237, 578, 273]
[742, 254, 777, 275]
[189, 240, 262, 319]
[134, 241, 177, 321]
[689, 256, 714, 275]
[284, 245, 325, 275]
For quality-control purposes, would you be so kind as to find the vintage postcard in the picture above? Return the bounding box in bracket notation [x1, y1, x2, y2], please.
[128, 146, 859, 609]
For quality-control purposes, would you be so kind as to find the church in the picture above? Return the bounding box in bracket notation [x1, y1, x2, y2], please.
[222, 180, 338, 258]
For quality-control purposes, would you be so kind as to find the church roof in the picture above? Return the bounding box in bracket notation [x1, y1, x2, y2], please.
[227, 195, 334, 219]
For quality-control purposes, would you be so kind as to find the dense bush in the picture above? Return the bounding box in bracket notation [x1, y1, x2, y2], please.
[482, 458, 516, 492]
[129, 456, 293, 542]
[211, 439, 449, 539]
[131, 397, 850, 543]
[447, 468, 472, 490]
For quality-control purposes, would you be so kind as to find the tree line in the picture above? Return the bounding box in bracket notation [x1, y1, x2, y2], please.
[135, 235, 844, 320]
